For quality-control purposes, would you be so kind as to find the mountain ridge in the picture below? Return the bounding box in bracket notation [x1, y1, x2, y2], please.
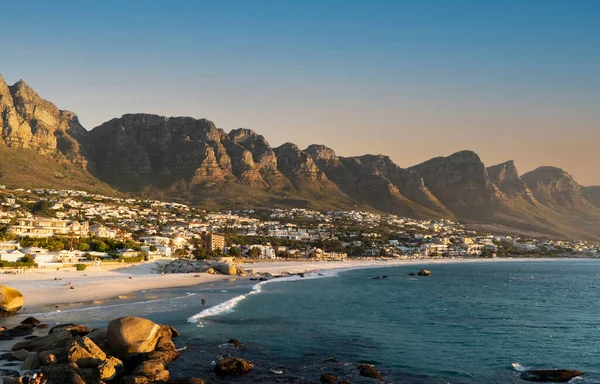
[2, 75, 600, 241]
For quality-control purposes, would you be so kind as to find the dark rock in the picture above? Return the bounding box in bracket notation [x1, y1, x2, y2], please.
[24, 335, 39, 340]
[320, 373, 337, 383]
[370, 276, 381, 280]
[228, 339, 243, 348]
[324, 357, 338, 363]
[21, 317, 41, 327]
[37, 324, 49, 329]
[42, 362, 86, 384]
[11, 329, 73, 352]
[215, 357, 254, 376]
[122, 375, 149, 384]
[408, 272, 415, 276]
[358, 364, 383, 380]
[382, 275, 388, 279]
[417, 269, 431, 276]
[6, 324, 34, 337]
[259, 277, 268, 282]
[49, 323, 89, 336]
[167, 378, 206, 384]
[520, 369, 584, 382]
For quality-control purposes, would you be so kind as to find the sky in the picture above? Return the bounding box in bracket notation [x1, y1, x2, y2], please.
[2, 0, 599, 184]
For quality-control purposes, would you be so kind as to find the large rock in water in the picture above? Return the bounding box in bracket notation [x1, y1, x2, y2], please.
[0, 285, 24, 318]
[107, 317, 163, 359]
[215, 357, 254, 376]
[417, 269, 431, 276]
[520, 369, 584, 382]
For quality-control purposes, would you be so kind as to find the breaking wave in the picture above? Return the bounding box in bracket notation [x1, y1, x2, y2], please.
[187, 270, 339, 322]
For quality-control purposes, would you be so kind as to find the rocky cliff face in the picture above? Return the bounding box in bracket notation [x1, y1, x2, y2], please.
[408, 151, 504, 215]
[487, 160, 536, 203]
[0, 76, 88, 165]
[521, 166, 589, 209]
[357, 154, 450, 214]
[583, 186, 600, 208]
[88, 114, 234, 190]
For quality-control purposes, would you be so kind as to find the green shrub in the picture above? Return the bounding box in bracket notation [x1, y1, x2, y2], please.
[75, 263, 87, 271]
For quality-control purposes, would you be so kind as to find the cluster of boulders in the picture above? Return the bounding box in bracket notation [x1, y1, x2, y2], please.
[157, 260, 248, 276]
[0, 316, 205, 384]
[0, 285, 23, 318]
[407, 269, 431, 277]
[520, 369, 584, 382]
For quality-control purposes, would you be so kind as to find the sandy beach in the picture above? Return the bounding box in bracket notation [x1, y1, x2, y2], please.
[0, 257, 564, 312]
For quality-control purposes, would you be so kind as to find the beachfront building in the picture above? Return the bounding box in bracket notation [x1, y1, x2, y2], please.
[8, 217, 89, 238]
[0, 249, 25, 262]
[0, 240, 20, 251]
[201, 232, 225, 252]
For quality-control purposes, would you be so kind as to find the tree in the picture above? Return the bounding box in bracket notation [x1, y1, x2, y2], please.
[91, 240, 108, 252]
[149, 245, 158, 252]
[21, 254, 34, 263]
[228, 246, 241, 257]
[247, 247, 262, 258]
[78, 242, 90, 252]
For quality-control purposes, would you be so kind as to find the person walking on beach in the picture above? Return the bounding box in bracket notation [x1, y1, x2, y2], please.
[201, 297, 206, 305]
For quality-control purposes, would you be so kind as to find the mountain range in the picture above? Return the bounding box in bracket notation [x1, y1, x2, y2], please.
[2, 74, 600, 241]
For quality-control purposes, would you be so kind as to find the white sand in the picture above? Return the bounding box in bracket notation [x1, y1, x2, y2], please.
[0, 261, 232, 309]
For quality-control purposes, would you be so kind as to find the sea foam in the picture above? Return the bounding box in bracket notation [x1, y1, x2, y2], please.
[187, 270, 339, 323]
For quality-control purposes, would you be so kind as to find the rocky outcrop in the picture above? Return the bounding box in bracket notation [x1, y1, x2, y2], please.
[417, 269, 432, 276]
[522, 166, 590, 209]
[274, 143, 328, 182]
[0, 285, 24, 318]
[88, 114, 234, 190]
[487, 160, 536, 202]
[4, 317, 181, 384]
[215, 357, 254, 376]
[358, 154, 451, 214]
[520, 369, 584, 382]
[409, 150, 504, 216]
[0, 76, 88, 166]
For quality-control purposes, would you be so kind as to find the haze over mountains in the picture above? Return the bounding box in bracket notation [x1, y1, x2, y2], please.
[2, 74, 600, 241]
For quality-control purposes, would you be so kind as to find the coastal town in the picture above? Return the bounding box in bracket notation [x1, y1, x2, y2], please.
[0, 185, 597, 269]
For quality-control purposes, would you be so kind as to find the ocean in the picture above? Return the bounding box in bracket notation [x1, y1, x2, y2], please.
[5, 260, 600, 383]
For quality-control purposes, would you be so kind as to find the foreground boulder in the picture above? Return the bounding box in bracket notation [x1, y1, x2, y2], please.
[107, 317, 164, 359]
[215, 357, 254, 376]
[520, 369, 584, 382]
[12, 329, 73, 352]
[417, 269, 431, 276]
[0, 285, 24, 318]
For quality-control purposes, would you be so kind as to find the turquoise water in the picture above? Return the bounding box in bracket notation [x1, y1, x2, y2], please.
[4, 260, 600, 383]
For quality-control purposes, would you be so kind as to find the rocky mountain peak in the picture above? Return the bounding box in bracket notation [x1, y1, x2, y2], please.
[521, 166, 588, 208]
[305, 144, 341, 168]
[409, 150, 503, 215]
[487, 160, 535, 202]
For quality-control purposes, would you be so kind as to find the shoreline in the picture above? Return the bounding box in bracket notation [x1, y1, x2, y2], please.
[1, 256, 587, 316]
[0, 256, 594, 316]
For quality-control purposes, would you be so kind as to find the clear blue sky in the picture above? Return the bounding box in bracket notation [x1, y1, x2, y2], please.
[2, 0, 599, 184]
